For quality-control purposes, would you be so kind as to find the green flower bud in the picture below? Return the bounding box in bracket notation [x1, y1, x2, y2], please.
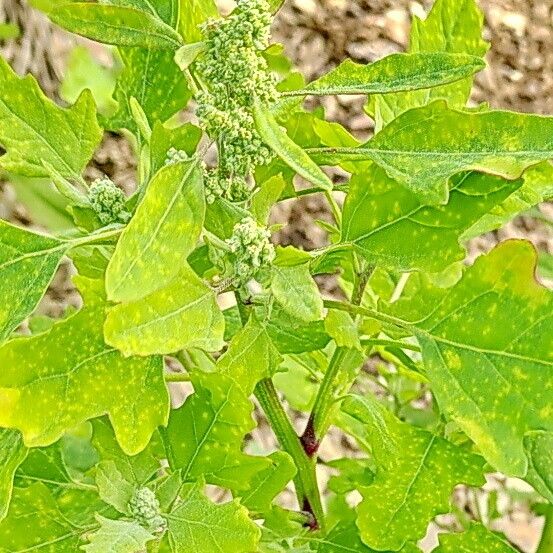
[165, 147, 188, 166]
[88, 177, 130, 225]
[128, 487, 165, 532]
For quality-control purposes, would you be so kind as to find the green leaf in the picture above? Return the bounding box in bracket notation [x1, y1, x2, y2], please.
[50, 3, 182, 49]
[174, 42, 206, 71]
[104, 264, 225, 356]
[0, 57, 102, 180]
[0, 277, 169, 455]
[102, 0, 179, 28]
[178, 0, 218, 43]
[0, 429, 27, 520]
[240, 451, 296, 514]
[96, 460, 136, 513]
[107, 48, 190, 135]
[341, 165, 522, 272]
[0, 483, 99, 550]
[463, 161, 553, 239]
[272, 253, 323, 323]
[205, 197, 249, 238]
[60, 45, 118, 116]
[343, 394, 485, 550]
[106, 158, 204, 302]
[82, 515, 155, 553]
[163, 373, 270, 491]
[253, 100, 333, 191]
[166, 480, 261, 553]
[324, 310, 361, 350]
[251, 174, 286, 224]
[369, 0, 488, 128]
[0, 220, 70, 342]
[434, 524, 517, 552]
[524, 431, 553, 503]
[314, 101, 553, 204]
[217, 316, 282, 395]
[387, 240, 553, 477]
[298, 53, 484, 96]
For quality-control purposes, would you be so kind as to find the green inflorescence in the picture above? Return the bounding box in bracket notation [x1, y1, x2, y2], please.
[128, 487, 165, 532]
[225, 216, 275, 286]
[164, 147, 188, 166]
[197, 0, 278, 203]
[88, 176, 130, 225]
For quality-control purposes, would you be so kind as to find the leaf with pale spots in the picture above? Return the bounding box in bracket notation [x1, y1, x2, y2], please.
[298, 52, 484, 97]
[82, 516, 155, 553]
[217, 315, 282, 395]
[0, 482, 105, 551]
[166, 480, 261, 553]
[311, 101, 553, 204]
[342, 394, 485, 551]
[0, 220, 70, 343]
[434, 524, 518, 552]
[107, 49, 190, 137]
[386, 240, 553, 478]
[96, 461, 136, 514]
[341, 164, 522, 273]
[50, 3, 182, 49]
[0, 57, 102, 180]
[179, 0, 218, 43]
[0, 429, 27, 521]
[0, 276, 169, 455]
[163, 373, 271, 491]
[368, 0, 488, 129]
[106, 158, 204, 302]
[105, 264, 224, 356]
[463, 161, 553, 239]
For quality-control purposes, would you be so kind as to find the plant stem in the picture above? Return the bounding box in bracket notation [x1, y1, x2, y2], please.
[322, 299, 407, 330]
[324, 190, 342, 227]
[67, 226, 123, 248]
[254, 378, 325, 531]
[235, 293, 325, 531]
[360, 338, 421, 352]
[538, 506, 553, 553]
[304, 263, 373, 446]
[164, 372, 191, 382]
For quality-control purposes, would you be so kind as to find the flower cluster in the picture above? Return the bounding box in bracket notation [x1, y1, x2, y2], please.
[128, 487, 165, 532]
[196, 0, 278, 202]
[204, 169, 250, 204]
[164, 147, 188, 166]
[88, 176, 130, 225]
[226, 216, 275, 285]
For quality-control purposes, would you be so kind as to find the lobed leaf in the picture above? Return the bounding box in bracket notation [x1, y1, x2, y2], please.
[82, 516, 155, 553]
[0, 220, 70, 343]
[105, 265, 225, 356]
[0, 58, 102, 180]
[387, 240, 553, 478]
[106, 158, 204, 302]
[0, 277, 169, 455]
[313, 101, 553, 204]
[343, 394, 485, 550]
[166, 480, 261, 553]
[50, 3, 182, 49]
[341, 164, 521, 273]
[163, 373, 270, 491]
[434, 524, 518, 552]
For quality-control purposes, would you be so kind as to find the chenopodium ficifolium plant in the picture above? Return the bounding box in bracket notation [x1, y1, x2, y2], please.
[0, 0, 552, 551]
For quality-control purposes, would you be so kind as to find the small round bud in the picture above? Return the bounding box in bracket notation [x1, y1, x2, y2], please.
[88, 177, 130, 225]
[165, 147, 188, 166]
[128, 487, 165, 532]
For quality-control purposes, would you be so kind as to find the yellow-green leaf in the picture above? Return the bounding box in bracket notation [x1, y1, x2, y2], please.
[0, 277, 169, 455]
[82, 516, 155, 553]
[105, 265, 225, 356]
[313, 101, 553, 204]
[0, 429, 27, 521]
[106, 158, 204, 302]
[435, 524, 518, 552]
[0, 58, 102, 180]
[343, 394, 485, 550]
[50, 3, 182, 49]
[0, 220, 70, 343]
[253, 100, 333, 191]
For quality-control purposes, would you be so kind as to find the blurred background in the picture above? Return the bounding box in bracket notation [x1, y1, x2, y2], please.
[0, 1, 552, 550]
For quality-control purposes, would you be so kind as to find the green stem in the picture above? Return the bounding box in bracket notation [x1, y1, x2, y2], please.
[164, 372, 191, 382]
[254, 378, 325, 531]
[323, 299, 407, 330]
[67, 227, 123, 248]
[360, 338, 421, 352]
[538, 506, 553, 553]
[235, 294, 325, 531]
[324, 190, 342, 227]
